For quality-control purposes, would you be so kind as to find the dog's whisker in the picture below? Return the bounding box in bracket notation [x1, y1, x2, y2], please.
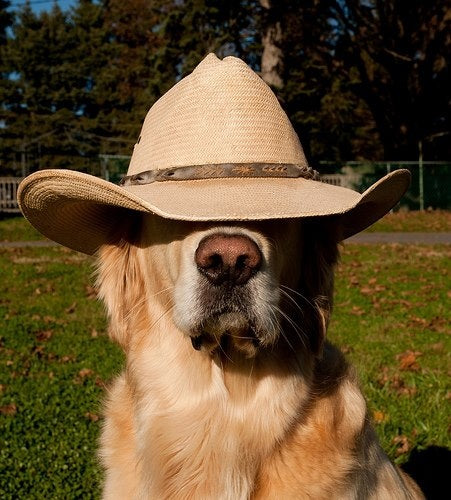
[273, 304, 309, 353]
[122, 287, 175, 324]
[149, 285, 174, 298]
[279, 288, 305, 317]
[217, 339, 235, 364]
[228, 334, 256, 340]
[279, 284, 317, 311]
[148, 302, 176, 333]
[271, 305, 299, 354]
[122, 295, 150, 322]
[266, 307, 281, 349]
[247, 357, 255, 382]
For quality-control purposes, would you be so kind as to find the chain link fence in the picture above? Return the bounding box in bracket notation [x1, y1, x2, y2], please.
[319, 161, 450, 211]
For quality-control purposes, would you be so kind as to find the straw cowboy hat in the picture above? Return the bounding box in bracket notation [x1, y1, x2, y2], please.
[18, 53, 410, 255]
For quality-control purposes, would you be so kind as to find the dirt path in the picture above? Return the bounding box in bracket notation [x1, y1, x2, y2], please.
[346, 232, 451, 244]
[1, 232, 450, 248]
[0, 240, 59, 248]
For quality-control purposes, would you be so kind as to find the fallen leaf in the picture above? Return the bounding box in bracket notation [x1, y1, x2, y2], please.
[392, 435, 410, 456]
[32, 345, 45, 357]
[396, 350, 422, 371]
[65, 302, 77, 314]
[91, 329, 98, 338]
[35, 330, 53, 342]
[74, 368, 94, 385]
[373, 410, 387, 423]
[349, 275, 360, 286]
[85, 285, 98, 299]
[340, 345, 354, 354]
[377, 366, 390, 386]
[390, 375, 417, 396]
[78, 368, 93, 378]
[85, 412, 100, 422]
[0, 403, 17, 416]
[430, 342, 444, 352]
[95, 376, 106, 389]
[409, 316, 428, 328]
[350, 305, 365, 316]
[377, 368, 417, 396]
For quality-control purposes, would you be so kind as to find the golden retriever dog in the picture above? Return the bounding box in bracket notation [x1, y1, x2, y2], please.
[96, 212, 424, 499]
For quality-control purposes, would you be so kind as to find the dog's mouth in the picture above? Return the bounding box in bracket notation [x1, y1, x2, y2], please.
[189, 310, 263, 358]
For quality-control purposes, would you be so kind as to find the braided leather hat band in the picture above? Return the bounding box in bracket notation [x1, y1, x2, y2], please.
[120, 163, 320, 186]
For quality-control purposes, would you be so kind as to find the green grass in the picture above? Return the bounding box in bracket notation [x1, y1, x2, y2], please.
[330, 243, 450, 462]
[0, 246, 123, 499]
[0, 216, 45, 242]
[367, 209, 451, 232]
[0, 242, 449, 497]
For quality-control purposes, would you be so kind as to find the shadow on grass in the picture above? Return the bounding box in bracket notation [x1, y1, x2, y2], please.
[402, 446, 451, 499]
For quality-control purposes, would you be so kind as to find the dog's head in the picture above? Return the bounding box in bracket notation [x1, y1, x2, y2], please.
[96, 213, 341, 358]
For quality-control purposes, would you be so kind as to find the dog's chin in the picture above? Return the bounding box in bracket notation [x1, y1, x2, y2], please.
[189, 312, 264, 359]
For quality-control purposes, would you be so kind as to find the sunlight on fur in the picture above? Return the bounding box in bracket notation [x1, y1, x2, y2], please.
[95, 213, 424, 499]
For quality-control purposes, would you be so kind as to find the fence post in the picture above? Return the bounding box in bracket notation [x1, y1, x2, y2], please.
[418, 140, 424, 211]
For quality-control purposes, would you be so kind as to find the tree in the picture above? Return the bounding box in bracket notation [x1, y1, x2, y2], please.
[328, 0, 450, 160]
[152, 0, 255, 79]
[1, 0, 448, 175]
[259, 0, 283, 88]
[0, 1, 16, 174]
[254, 0, 382, 163]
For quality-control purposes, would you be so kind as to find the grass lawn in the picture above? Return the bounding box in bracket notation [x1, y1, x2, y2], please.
[366, 209, 451, 232]
[0, 223, 450, 497]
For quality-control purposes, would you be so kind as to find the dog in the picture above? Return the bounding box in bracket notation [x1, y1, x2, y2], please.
[95, 212, 424, 499]
[17, 52, 422, 499]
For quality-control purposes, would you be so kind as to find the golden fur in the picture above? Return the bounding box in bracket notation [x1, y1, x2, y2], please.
[96, 213, 423, 499]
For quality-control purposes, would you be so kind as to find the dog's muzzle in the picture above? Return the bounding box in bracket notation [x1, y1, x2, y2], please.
[190, 232, 264, 356]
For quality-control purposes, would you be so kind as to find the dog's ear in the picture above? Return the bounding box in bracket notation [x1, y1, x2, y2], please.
[95, 212, 144, 348]
[300, 218, 341, 356]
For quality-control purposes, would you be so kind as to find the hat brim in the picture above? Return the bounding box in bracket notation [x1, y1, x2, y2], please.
[17, 169, 410, 255]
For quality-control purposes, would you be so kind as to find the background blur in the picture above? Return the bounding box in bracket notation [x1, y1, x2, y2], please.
[0, 0, 450, 208]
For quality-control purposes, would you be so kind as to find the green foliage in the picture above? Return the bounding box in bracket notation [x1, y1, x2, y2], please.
[0, 0, 449, 175]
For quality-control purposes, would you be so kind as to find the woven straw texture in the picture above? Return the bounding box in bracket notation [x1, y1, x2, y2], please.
[17, 54, 411, 255]
[128, 54, 307, 174]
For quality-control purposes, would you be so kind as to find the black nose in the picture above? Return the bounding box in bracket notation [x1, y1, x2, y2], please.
[195, 233, 262, 286]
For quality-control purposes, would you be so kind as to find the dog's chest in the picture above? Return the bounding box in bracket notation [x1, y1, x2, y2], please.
[133, 353, 307, 499]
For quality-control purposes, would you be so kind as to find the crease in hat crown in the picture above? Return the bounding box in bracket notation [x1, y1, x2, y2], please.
[127, 53, 308, 176]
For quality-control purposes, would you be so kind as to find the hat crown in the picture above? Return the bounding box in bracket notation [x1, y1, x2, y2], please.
[128, 53, 308, 175]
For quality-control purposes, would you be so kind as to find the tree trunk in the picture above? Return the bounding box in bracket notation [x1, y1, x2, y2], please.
[259, 0, 284, 88]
